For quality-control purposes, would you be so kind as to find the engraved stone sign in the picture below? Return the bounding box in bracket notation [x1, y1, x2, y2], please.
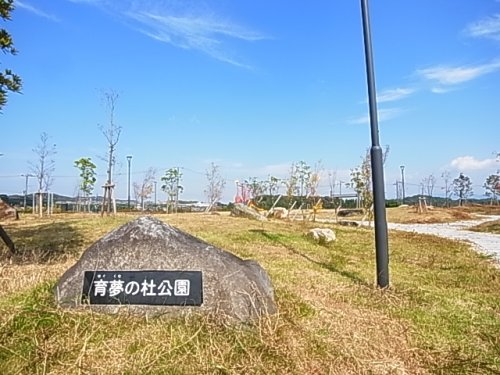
[55, 216, 276, 322]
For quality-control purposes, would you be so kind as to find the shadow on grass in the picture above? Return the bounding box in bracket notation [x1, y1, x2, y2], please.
[0, 221, 84, 263]
[250, 229, 370, 287]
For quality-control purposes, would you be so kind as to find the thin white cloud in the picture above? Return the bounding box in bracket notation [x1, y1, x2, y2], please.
[127, 11, 266, 68]
[430, 86, 456, 94]
[67, 0, 267, 68]
[464, 14, 500, 41]
[377, 87, 415, 103]
[417, 61, 500, 85]
[349, 108, 403, 125]
[16, 0, 59, 21]
[450, 156, 497, 171]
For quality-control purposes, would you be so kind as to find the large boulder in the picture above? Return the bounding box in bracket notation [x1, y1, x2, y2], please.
[230, 203, 267, 221]
[307, 228, 336, 244]
[55, 216, 276, 322]
[269, 207, 289, 219]
[0, 198, 17, 221]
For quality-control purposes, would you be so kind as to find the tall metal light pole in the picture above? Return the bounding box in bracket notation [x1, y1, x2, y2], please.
[21, 174, 34, 210]
[400, 165, 405, 204]
[127, 155, 132, 209]
[360, 0, 389, 288]
[154, 181, 157, 210]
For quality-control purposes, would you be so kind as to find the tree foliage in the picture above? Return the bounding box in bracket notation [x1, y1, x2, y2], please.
[350, 146, 389, 216]
[484, 174, 500, 205]
[74, 157, 97, 212]
[74, 157, 97, 197]
[452, 173, 473, 206]
[244, 177, 266, 202]
[0, 0, 21, 110]
[161, 167, 183, 213]
[267, 176, 281, 197]
[350, 150, 372, 210]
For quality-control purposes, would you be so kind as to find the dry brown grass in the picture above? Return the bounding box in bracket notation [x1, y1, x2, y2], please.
[313, 206, 479, 224]
[385, 206, 477, 224]
[1, 212, 499, 374]
[469, 219, 500, 234]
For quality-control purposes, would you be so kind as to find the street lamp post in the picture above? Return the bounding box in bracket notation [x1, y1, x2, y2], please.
[21, 174, 34, 210]
[154, 181, 157, 210]
[360, 0, 389, 288]
[400, 165, 405, 204]
[127, 155, 132, 210]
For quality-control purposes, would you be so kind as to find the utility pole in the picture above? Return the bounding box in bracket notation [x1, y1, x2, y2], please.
[394, 181, 400, 203]
[175, 166, 180, 213]
[360, 0, 389, 288]
[127, 155, 132, 210]
[21, 174, 34, 210]
[154, 181, 157, 211]
[400, 165, 405, 204]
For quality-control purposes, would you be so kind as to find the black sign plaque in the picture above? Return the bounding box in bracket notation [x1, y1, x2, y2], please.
[82, 270, 203, 306]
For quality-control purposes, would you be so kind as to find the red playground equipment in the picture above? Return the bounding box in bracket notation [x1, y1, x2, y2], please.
[234, 180, 251, 204]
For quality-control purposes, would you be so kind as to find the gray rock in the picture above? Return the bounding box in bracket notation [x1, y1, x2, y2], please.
[268, 207, 289, 219]
[307, 228, 336, 244]
[55, 216, 276, 322]
[0, 198, 17, 221]
[230, 203, 268, 221]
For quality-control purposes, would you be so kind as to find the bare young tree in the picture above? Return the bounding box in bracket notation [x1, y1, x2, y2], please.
[350, 146, 389, 221]
[328, 170, 337, 198]
[30, 132, 56, 217]
[422, 174, 436, 205]
[133, 168, 156, 210]
[284, 162, 299, 203]
[306, 161, 323, 221]
[244, 177, 266, 203]
[267, 176, 281, 197]
[441, 171, 452, 207]
[99, 90, 121, 216]
[204, 163, 226, 212]
[484, 174, 500, 205]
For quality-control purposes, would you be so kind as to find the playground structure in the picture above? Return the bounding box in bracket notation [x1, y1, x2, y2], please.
[234, 180, 251, 205]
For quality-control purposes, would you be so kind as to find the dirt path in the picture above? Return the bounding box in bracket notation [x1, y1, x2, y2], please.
[386, 215, 500, 264]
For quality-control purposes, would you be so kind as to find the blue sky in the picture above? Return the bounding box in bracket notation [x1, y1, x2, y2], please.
[1, 0, 499, 203]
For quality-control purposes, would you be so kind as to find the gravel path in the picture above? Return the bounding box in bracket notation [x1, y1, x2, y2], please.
[386, 215, 500, 264]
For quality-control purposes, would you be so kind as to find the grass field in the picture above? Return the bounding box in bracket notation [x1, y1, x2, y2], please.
[1, 211, 500, 374]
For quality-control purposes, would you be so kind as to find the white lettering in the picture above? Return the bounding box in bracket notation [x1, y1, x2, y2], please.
[141, 279, 157, 296]
[124, 281, 140, 295]
[174, 279, 190, 296]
